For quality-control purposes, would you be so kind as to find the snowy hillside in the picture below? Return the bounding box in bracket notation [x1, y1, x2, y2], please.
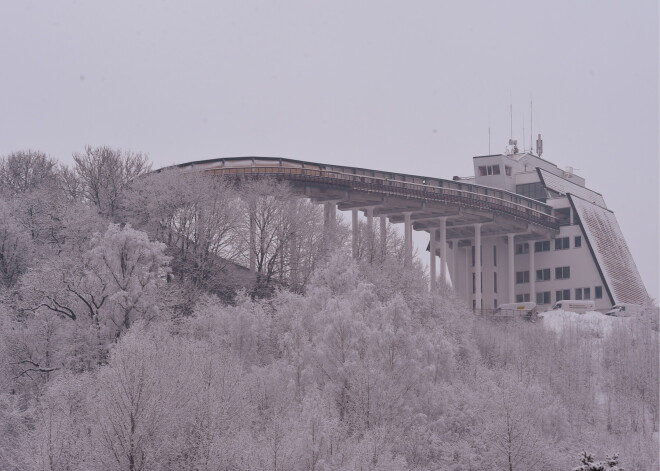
[541, 310, 627, 335]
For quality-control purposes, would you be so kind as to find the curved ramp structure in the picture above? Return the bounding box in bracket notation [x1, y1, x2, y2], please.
[173, 156, 559, 235]
[167, 153, 648, 310]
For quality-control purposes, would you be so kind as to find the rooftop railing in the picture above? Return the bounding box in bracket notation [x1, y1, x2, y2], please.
[206, 165, 559, 230]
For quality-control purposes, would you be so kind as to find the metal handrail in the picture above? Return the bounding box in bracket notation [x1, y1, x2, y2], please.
[207, 166, 559, 230]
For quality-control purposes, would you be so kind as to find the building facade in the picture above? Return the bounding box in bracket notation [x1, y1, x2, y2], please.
[446, 150, 649, 311]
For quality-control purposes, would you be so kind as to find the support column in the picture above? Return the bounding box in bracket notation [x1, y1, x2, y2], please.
[507, 234, 515, 303]
[450, 242, 458, 290]
[352, 209, 359, 259]
[439, 217, 447, 285]
[380, 216, 387, 259]
[465, 245, 471, 306]
[365, 207, 374, 261]
[323, 201, 337, 229]
[529, 242, 536, 303]
[446, 241, 454, 288]
[474, 223, 482, 310]
[429, 229, 437, 293]
[403, 212, 413, 266]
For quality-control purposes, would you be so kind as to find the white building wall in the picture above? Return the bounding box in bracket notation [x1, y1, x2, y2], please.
[513, 225, 609, 311]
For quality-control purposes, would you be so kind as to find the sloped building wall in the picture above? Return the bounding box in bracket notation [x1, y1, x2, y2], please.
[569, 195, 649, 305]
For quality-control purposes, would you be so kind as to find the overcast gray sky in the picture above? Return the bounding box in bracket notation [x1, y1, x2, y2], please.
[1, 0, 657, 299]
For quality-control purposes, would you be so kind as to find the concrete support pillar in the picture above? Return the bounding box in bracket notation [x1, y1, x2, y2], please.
[249, 210, 256, 272]
[450, 242, 458, 289]
[352, 209, 359, 259]
[429, 230, 437, 293]
[507, 234, 515, 303]
[465, 245, 471, 306]
[380, 216, 387, 259]
[366, 207, 374, 261]
[403, 212, 413, 266]
[446, 241, 454, 288]
[323, 201, 336, 229]
[366, 208, 374, 230]
[474, 223, 482, 310]
[529, 242, 536, 303]
[439, 217, 447, 285]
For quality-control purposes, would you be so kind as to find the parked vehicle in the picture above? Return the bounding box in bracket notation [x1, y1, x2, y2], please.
[496, 302, 538, 321]
[606, 303, 643, 317]
[551, 300, 595, 314]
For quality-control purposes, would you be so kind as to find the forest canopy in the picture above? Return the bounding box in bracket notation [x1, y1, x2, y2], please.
[0, 148, 657, 471]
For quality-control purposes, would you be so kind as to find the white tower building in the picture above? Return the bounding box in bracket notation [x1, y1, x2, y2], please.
[454, 149, 649, 311]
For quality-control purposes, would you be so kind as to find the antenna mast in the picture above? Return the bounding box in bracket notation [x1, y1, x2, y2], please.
[488, 114, 491, 154]
[530, 95, 533, 153]
[509, 92, 513, 140]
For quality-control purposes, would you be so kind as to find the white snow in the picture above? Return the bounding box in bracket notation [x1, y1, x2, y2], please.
[540, 309, 627, 336]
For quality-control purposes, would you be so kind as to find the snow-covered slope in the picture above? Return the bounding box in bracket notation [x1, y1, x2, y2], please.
[540, 309, 626, 336]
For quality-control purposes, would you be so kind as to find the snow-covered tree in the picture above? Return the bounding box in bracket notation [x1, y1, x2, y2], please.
[72, 146, 151, 218]
[574, 451, 624, 471]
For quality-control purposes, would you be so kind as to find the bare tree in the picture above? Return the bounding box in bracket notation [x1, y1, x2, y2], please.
[72, 146, 151, 218]
[124, 170, 244, 298]
[237, 179, 328, 293]
[0, 150, 57, 195]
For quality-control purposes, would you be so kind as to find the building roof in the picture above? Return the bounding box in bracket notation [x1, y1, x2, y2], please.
[537, 168, 607, 208]
[569, 194, 649, 305]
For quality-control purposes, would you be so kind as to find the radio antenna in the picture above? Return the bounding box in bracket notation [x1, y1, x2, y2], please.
[488, 114, 491, 154]
[530, 94, 533, 153]
[523, 112, 526, 153]
[509, 91, 513, 140]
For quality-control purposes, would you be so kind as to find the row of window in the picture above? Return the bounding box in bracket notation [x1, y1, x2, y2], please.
[472, 272, 498, 294]
[515, 236, 582, 255]
[478, 164, 513, 177]
[515, 286, 603, 304]
[471, 245, 499, 267]
[516, 266, 570, 283]
[471, 236, 583, 268]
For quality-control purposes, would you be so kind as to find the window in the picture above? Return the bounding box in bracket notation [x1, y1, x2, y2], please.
[471, 246, 475, 267]
[472, 273, 475, 294]
[536, 291, 551, 305]
[575, 287, 591, 300]
[505, 166, 512, 176]
[494, 299, 498, 309]
[554, 208, 571, 226]
[555, 266, 570, 280]
[478, 164, 501, 176]
[595, 286, 603, 299]
[493, 272, 497, 293]
[535, 241, 550, 252]
[515, 243, 529, 255]
[536, 268, 551, 281]
[555, 237, 570, 250]
[493, 246, 497, 267]
[516, 182, 546, 200]
[556, 289, 571, 302]
[516, 293, 531, 303]
[516, 271, 530, 284]
[575, 236, 582, 248]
